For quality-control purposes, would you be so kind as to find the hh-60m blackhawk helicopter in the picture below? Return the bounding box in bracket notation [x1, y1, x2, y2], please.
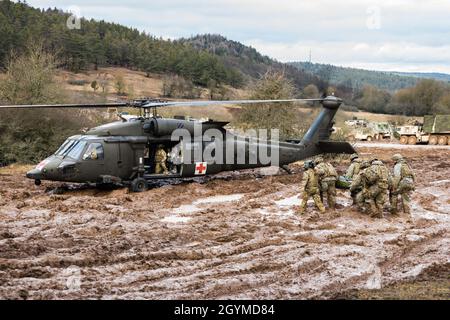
[0, 96, 355, 192]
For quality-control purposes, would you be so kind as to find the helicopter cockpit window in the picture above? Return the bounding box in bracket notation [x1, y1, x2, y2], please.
[55, 139, 76, 156]
[82, 143, 104, 160]
[67, 141, 87, 160]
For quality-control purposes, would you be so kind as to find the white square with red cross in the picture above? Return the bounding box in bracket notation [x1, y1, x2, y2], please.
[194, 162, 207, 175]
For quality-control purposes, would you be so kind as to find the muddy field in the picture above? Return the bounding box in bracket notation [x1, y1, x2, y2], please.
[0, 144, 449, 300]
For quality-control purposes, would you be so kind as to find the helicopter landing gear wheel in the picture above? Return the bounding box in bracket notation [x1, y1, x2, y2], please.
[35, 179, 41, 186]
[130, 178, 148, 192]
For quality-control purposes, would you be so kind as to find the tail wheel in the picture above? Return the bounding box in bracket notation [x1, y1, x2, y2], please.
[367, 136, 373, 142]
[399, 136, 408, 144]
[407, 136, 417, 145]
[429, 135, 438, 145]
[437, 136, 448, 145]
[348, 135, 355, 142]
[130, 177, 148, 192]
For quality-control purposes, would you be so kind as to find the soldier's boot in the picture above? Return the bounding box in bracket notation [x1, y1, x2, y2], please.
[402, 193, 411, 215]
[328, 193, 336, 210]
[298, 195, 308, 215]
[367, 200, 379, 218]
[313, 194, 326, 214]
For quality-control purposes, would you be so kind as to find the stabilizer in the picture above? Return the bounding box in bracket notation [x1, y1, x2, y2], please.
[317, 141, 356, 154]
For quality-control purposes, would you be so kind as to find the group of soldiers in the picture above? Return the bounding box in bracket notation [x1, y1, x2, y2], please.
[299, 153, 415, 218]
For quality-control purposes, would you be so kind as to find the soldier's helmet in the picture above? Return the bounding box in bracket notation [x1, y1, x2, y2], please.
[370, 157, 379, 164]
[315, 156, 324, 164]
[303, 160, 312, 169]
[158, 144, 164, 149]
[360, 160, 371, 169]
[350, 153, 359, 161]
[392, 153, 403, 162]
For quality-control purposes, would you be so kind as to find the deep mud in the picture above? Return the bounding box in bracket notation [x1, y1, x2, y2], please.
[0, 145, 449, 299]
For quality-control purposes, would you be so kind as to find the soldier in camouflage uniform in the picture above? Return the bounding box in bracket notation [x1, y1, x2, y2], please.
[363, 159, 390, 218]
[390, 153, 415, 215]
[345, 153, 362, 180]
[349, 160, 371, 212]
[154, 145, 169, 174]
[314, 156, 338, 209]
[298, 160, 325, 215]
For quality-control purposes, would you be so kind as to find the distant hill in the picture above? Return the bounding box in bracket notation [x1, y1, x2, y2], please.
[288, 61, 422, 92]
[178, 34, 327, 92]
[392, 72, 450, 82]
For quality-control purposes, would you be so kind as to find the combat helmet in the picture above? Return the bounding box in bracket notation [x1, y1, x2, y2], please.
[350, 153, 359, 161]
[315, 156, 324, 165]
[392, 153, 403, 162]
[360, 160, 371, 169]
[303, 160, 314, 169]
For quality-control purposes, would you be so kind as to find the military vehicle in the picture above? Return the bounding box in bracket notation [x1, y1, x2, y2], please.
[345, 120, 393, 141]
[0, 96, 355, 192]
[397, 115, 450, 145]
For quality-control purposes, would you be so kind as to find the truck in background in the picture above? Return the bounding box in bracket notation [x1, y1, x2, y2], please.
[344, 120, 394, 141]
[396, 115, 450, 145]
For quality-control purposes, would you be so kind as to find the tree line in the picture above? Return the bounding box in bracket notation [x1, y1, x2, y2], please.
[0, 1, 243, 87]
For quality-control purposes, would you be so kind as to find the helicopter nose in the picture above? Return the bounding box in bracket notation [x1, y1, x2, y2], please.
[26, 168, 42, 180]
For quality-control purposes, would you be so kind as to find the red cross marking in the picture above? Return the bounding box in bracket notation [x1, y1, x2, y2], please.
[195, 162, 207, 174]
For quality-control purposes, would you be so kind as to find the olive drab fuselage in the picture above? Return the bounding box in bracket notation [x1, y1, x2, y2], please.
[25, 97, 356, 187]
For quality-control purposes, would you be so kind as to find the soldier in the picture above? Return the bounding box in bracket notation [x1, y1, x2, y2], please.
[298, 160, 325, 215]
[390, 153, 415, 215]
[154, 144, 169, 174]
[349, 160, 371, 211]
[345, 153, 362, 180]
[314, 156, 338, 209]
[363, 159, 390, 218]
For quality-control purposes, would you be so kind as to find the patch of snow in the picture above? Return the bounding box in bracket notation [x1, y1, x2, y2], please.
[161, 215, 191, 223]
[194, 194, 244, 205]
[172, 205, 201, 214]
[275, 195, 300, 207]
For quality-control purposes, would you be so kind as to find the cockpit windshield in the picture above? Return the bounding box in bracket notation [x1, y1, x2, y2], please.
[55, 139, 76, 156]
[54, 138, 88, 160]
[66, 141, 87, 159]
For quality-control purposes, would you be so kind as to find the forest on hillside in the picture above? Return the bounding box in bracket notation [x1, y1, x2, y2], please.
[0, 1, 449, 117]
[0, 1, 243, 87]
[290, 61, 420, 92]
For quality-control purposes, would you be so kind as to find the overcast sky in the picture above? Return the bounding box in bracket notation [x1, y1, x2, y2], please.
[23, 0, 450, 73]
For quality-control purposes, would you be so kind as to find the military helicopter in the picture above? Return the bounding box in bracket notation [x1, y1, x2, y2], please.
[0, 96, 355, 192]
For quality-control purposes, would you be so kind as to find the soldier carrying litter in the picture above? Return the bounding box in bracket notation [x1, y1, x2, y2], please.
[390, 153, 415, 216]
[345, 153, 362, 180]
[298, 160, 325, 215]
[349, 160, 371, 212]
[363, 159, 390, 218]
[314, 156, 338, 210]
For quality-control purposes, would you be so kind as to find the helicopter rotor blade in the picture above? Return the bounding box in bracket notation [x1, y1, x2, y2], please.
[0, 102, 128, 109]
[142, 98, 323, 108]
[0, 96, 343, 110]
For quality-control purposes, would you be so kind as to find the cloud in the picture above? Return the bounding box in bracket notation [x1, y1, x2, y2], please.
[23, 0, 450, 73]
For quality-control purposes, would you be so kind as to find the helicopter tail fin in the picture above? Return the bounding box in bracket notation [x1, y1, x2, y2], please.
[299, 98, 355, 157]
[301, 103, 338, 144]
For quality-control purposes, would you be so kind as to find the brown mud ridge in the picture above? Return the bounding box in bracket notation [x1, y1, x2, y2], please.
[0, 146, 449, 299]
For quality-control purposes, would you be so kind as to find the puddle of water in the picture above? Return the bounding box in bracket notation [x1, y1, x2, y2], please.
[193, 194, 244, 205]
[275, 195, 300, 207]
[258, 208, 294, 217]
[161, 215, 191, 223]
[171, 193, 245, 215]
[430, 179, 450, 186]
[172, 205, 202, 214]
